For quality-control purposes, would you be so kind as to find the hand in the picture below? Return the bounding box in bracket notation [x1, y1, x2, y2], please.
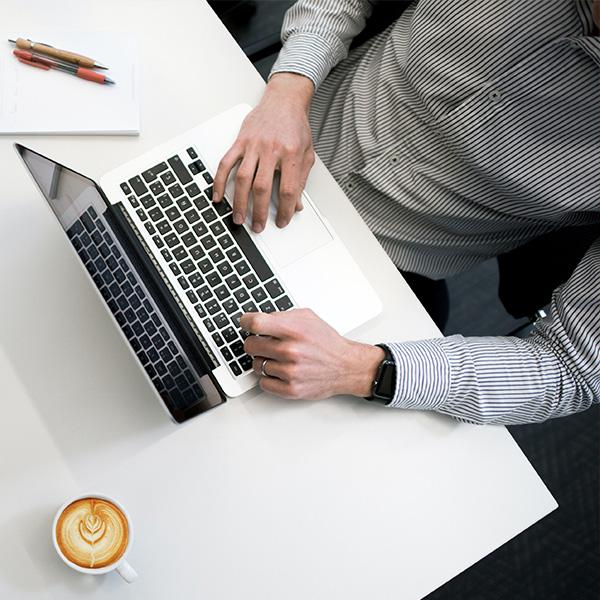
[212, 73, 316, 233]
[241, 308, 385, 400]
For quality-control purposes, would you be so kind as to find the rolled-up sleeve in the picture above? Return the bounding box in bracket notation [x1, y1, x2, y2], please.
[270, 0, 374, 89]
[385, 238, 600, 426]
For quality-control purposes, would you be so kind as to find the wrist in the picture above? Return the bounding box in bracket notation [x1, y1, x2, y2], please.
[339, 342, 386, 398]
[266, 72, 314, 114]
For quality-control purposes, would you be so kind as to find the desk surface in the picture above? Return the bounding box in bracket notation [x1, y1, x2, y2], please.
[0, 2, 556, 599]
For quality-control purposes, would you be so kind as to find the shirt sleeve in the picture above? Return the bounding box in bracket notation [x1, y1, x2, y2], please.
[269, 0, 374, 89]
[384, 237, 600, 425]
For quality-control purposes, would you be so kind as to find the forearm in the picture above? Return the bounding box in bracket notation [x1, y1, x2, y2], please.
[384, 240, 600, 425]
[270, 0, 374, 88]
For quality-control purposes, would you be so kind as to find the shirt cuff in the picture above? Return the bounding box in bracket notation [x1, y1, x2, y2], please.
[385, 339, 452, 411]
[269, 32, 348, 89]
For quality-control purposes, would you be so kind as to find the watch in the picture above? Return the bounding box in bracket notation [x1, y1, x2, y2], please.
[365, 344, 397, 405]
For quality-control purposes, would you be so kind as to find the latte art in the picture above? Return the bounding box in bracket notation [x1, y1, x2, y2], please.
[56, 498, 129, 569]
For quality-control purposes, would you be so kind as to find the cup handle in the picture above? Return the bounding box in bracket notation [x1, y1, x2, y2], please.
[116, 560, 138, 583]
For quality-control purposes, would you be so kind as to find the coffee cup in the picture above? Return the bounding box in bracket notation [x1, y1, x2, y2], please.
[52, 493, 137, 583]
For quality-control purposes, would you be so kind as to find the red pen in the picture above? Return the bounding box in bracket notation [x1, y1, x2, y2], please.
[13, 49, 115, 85]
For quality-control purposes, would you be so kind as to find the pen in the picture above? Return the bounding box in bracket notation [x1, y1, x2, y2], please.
[8, 37, 108, 70]
[13, 50, 115, 85]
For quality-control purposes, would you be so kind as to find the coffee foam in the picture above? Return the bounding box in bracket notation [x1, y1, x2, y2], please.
[56, 498, 129, 569]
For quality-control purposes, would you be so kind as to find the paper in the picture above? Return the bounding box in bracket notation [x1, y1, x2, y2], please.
[0, 32, 139, 135]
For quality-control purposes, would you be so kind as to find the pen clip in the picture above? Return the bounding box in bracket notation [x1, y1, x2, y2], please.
[13, 49, 53, 69]
[17, 57, 50, 70]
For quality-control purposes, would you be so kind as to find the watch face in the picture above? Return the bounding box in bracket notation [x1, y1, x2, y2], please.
[376, 360, 396, 400]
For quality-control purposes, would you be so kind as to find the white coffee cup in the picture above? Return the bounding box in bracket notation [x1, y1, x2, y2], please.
[52, 493, 138, 583]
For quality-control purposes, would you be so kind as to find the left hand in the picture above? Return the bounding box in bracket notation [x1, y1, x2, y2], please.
[241, 308, 385, 400]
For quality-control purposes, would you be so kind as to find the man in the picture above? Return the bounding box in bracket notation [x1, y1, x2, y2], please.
[212, 0, 600, 425]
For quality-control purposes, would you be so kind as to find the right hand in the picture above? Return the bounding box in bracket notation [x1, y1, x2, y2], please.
[212, 73, 316, 233]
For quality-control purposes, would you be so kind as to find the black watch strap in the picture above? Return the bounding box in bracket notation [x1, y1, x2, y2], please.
[365, 344, 397, 405]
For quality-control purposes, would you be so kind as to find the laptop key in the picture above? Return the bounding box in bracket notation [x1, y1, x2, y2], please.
[234, 288, 250, 303]
[260, 300, 276, 313]
[201, 207, 217, 223]
[157, 220, 172, 235]
[242, 301, 258, 313]
[194, 196, 209, 211]
[128, 176, 147, 196]
[222, 326, 237, 343]
[203, 172, 214, 184]
[152, 161, 169, 174]
[161, 171, 176, 186]
[181, 259, 195, 274]
[193, 222, 208, 237]
[195, 304, 207, 318]
[265, 279, 284, 299]
[161, 248, 173, 262]
[203, 318, 215, 332]
[169, 183, 184, 198]
[128, 195, 139, 208]
[218, 234, 233, 249]
[165, 233, 179, 248]
[184, 208, 200, 224]
[212, 332, 225, 347]
[225, 247, 242, 263]
[242, 273, 259, 289]
[178, 276, 190, 290]
[144, 222, 156, 235]
[198, 286, 213, 302]
[214, 313, 228, 329]
[210, 221, 225, 237]
[186, 290, 198, 304]
[168, 155, 193, 185]
[169, 263, 181, 276]
[142, 168, 157, 183]
[217, 261, 233, 276]
[158, 194, 173, 208]
[173, 245, 188, 261]
[149, 181, 165, 196]
[206, 271, 221, 287]
[174, 219, 189, 234]
[181, 232, 196, 248]
[165, 206, 181, 221]
[198, 258, 212, 273]
[186, 182, 201, 197]
[223, 298, 238, 315]
[252, 287, 267, 303]
[189, 272, 203, 288]
[187, 147, 198, 159]
[149, 207, 163, 222]
[221, 347, 233, 362]
[200, 235, 216, 250]
[177, 197, 192, 211]
[214, 285, 229, 301]
[206, 299, 220, 315]
[190, 245, 205, 260]
[224, 215, 274, 281]
[214, 198, 232, 217]
[234, 261, 250, 276]
[239, 355, 253, 371]
[230, 340, 244, 357]
[140, 194, 155, 209]
[120, 182, 132, 195]
[276, 296, 293, 311]
[209, 248, 225, 263]
[229, 361, 242, 376]
[225, 274, 241, 290]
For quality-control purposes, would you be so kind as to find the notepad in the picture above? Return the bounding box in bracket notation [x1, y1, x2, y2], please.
[0, 32, 139, 135]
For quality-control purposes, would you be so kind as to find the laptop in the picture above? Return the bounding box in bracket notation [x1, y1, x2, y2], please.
[16, 104, 382, 423]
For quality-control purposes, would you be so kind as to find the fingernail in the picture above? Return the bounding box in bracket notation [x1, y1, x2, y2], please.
[233, 212, 243, 225]
[276, 218, 287, 228]
[212, 192, 218, 203]
[253, 222, 264, 233]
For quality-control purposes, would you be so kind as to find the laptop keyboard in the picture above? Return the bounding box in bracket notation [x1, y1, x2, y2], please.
[67, 206, 206, 410]
[119, 146, 295, 378]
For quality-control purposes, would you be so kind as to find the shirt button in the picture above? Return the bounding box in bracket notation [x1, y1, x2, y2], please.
[389, 155, 399, 166]
[488, 89, 503, 103]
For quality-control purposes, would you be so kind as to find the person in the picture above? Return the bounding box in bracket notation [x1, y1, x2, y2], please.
[211, 0, 600, 425]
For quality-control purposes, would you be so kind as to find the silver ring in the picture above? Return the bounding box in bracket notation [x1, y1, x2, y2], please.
[260, 358, 269, 377]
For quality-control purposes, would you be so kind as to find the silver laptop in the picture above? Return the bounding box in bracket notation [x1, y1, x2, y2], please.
[16, 104, 381, 422]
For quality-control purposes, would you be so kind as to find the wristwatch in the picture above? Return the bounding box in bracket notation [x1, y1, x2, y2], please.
[365, 344, 397, 405]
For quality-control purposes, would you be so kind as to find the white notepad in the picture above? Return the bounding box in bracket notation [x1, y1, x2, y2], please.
[0, 32, 140, 135]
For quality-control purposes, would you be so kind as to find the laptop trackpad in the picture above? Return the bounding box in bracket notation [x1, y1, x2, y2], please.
[254, 198, 333, 269]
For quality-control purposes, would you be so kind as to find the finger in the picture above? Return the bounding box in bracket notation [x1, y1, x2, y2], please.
[244, 334, 285, 360]
[240, 311, 295, 339]
[252, 357, 289, 381]
[277, 156, 303, 228]
[233, 153, 259, 225]
[259, 375, 299, 399]
[250, 156, 277, 233]
[213, 144, 243, 204]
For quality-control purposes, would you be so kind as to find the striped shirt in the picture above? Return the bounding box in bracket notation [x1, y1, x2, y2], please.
[270, 0, 600, 424]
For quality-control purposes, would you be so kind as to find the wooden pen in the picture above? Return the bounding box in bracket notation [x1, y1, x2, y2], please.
[8, 37, 108, 70]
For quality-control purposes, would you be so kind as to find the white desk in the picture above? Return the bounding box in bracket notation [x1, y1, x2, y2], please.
[0, 2, 556, 599]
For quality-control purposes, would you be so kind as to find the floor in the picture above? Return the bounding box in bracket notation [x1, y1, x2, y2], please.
[211, 2, 600, 598]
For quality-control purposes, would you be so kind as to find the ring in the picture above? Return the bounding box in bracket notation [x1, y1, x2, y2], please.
[260, 358, 270, 377]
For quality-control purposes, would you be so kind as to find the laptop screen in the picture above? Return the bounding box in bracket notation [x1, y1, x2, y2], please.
[16, 144, 224, 422]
